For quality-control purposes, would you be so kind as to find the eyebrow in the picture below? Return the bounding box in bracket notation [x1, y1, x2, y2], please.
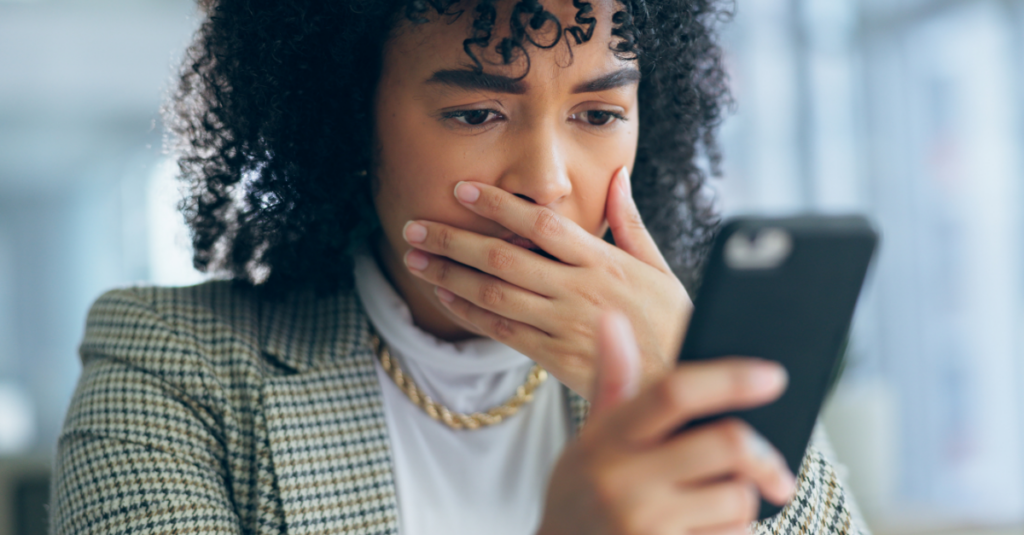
[425, 67, 641, 95]
[571, 68, 641, 93]
[427, 70, 527, 95]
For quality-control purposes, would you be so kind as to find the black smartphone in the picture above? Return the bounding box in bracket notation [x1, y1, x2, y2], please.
[676, 215, 878, 520]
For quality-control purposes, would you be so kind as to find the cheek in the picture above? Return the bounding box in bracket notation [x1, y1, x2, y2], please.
[373, 101, 470, 239]
[571, 127, 638, 235]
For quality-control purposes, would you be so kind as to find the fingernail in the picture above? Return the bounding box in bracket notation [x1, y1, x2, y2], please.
[618, 166, 632, 197]
[748, 361, 788, 393]
[403, 221, 427, 244]
[404, 249, 429, 271]
[435, 286, 455, 303]
[455, 181, 480, 203]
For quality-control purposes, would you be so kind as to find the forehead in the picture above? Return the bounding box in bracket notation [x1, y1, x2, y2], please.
[384, 0, 633, 89]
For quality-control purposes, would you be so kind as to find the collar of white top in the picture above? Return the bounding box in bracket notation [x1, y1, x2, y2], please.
[352, 250, 535, 374]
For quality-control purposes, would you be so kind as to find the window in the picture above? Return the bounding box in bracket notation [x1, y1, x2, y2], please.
[721, 0, 1024, 528]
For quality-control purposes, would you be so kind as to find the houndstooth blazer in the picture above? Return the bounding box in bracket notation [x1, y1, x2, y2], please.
[51, 281, 867, 535]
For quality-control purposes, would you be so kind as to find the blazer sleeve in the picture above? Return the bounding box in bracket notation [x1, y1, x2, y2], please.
[50, 288, 243, 535]
[752, 422, 872, 535]
[808, 423, 873, 535]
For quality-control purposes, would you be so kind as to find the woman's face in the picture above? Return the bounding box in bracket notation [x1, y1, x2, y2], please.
[373, 0, 639, 340]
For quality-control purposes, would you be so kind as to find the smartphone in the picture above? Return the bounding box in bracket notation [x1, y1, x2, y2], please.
[676, 215, 878, 520]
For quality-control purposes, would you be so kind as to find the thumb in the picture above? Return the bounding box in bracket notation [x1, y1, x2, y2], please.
[590, 310, 642, 416]
[606, 166, 672, 274]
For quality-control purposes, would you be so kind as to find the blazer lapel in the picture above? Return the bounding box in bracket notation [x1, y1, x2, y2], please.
[257, 287, 591, 535]
[260, 290, 400, 535]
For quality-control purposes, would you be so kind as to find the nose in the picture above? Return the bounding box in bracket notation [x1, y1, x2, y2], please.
[494, 121, 572, 206]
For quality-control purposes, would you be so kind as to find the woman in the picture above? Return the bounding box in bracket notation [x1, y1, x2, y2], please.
[51, 1, 866, 534]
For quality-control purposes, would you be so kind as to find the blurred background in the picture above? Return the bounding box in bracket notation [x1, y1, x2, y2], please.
[0, 0, 1022, 534]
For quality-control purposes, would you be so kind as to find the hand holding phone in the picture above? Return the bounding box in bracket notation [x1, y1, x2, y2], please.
[537, 312, 797, 535]
[537, 216, 876, 534]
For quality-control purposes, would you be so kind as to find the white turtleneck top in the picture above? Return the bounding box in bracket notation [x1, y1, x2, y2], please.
[353, 252, 571, 535]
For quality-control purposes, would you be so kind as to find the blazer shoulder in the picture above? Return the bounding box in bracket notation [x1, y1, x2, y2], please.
[82, 280, 368, 378]
[80, 281, 271, 384]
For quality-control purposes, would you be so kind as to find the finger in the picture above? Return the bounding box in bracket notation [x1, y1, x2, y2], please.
[600, 358, 788, 446]
[674, 481, 760, 531]
[605, 166, 673, 274]
[404, 249, 554, 326]
[632, 418, 798, 505]
[453, 181, 599, 266]
[435, 286, 552, 351]
[403, 220, 561, 297]
[590, 311, 642, 416]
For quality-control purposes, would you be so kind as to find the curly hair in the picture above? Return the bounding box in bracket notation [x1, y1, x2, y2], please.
[166, 0, 732, 295]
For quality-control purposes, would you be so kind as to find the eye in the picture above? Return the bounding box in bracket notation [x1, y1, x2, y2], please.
[572, 110, 627, 127]
[444, 109, 503, 127]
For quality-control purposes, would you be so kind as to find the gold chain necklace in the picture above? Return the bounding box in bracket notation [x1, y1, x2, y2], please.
[368, 333, 549, 430]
